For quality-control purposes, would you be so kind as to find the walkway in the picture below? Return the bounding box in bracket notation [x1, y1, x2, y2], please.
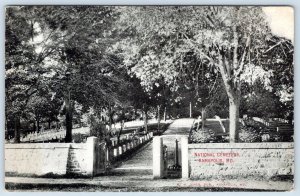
[108, 141, 153, 179]
[108, 118, 195, 179]
[163, 118, 195, 135]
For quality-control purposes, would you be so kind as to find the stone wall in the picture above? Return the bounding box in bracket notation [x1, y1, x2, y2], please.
[66, 143, 89, 175]
[5, 137, 103, 176]
[66, 137, 107, 176]
[5, 143, 70, 176]
[5, 134, 153, 177]
[188, 143, 294, 179]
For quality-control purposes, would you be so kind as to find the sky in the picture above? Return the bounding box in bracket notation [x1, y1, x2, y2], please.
[263, 6, 294, 43]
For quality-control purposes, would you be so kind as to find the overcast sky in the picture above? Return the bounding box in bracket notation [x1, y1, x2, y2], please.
[263, 6, 294, 43]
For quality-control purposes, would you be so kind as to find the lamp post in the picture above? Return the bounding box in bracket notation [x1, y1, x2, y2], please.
[65, 71, 72, 142]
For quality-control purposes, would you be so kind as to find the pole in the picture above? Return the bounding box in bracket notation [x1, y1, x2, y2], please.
[163, 106, 166, 121]
[175, 139, 179, 166]
[157, 105, 160, 134]
[189, 102, 192, 118]
[143, 104, 148, 133]
[65, 72, 72, 142]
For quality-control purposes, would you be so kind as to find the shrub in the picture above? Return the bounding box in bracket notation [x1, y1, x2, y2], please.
[72, 133, 88, 143]
[190, 128, 216, 143]
[238, 125, 261, 142]
[90, 120, 107, 140]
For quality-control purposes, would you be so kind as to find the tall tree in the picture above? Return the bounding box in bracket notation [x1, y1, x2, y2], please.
[114, 6, 291, 142]
[5, 6, 131, 142]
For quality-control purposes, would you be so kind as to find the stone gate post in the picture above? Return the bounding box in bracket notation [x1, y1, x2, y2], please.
[181, 136, 189, 179]
[86, 136, 98, 176]
[153, 136, 164, 179]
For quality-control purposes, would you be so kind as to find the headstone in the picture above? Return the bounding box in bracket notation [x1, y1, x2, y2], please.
[113, 148, 118, 157]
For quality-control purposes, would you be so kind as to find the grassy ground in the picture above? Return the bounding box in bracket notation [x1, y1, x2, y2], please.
[5, 182, 274, 192]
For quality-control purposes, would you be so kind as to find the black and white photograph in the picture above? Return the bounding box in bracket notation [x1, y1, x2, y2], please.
[4, 5, 294, 192]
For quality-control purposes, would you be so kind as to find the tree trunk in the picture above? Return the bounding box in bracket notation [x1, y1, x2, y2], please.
[217, 60, 241, 143]
[108, 106, 113, 131]
[65, 98, 72, 142]
[36, 117, 40, 133]
[117, 120, 124, 144]
[143, 104, 148, 133]
[189, 102, 192, 118]
[201, 108, 206, 129]
[33, 122, 36, 132]
[134, 107, 137, 120]
[218, 71, 241, 143]
[163, 106, 166, 121]
[157, 105, 161, 134]
[13, 117, 20, 143]
[229, 97, 240, 143]
[48, 120, 51, 129]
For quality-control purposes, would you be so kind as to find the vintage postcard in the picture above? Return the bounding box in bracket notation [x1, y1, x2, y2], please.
[4, 5, 294, 191]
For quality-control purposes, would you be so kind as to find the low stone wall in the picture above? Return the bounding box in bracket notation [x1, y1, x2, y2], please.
[5, 133, 153, 177]
[5, 137, 104, 177]
[188, 143, 294, 180]
[5, 143, 70, 176]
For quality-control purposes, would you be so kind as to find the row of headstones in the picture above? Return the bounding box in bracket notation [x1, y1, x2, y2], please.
[110, 130, 148, 147]
[21, 129, 149, 143]
[21, 132, 66, 142]
[110, 133, 132, 147]
[112, 132, 153, 158]
[252, 117, 271, 126]
[22, 127, 64, 138]
[19, 126, 88, 142]
[252, 117, 292, 127]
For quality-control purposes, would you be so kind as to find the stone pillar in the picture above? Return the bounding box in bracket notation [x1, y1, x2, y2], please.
[86, 136, 98, 176]
[153, 136, 164, 179]
[181, 136, 189, 179]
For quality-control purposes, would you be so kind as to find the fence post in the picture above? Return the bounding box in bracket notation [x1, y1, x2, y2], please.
[86, 136, 98, 176]
[153, 136, 164, 179]
[181, 136, 189, 179]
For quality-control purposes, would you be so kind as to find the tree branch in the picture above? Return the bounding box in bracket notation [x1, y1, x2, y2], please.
[264, 40, 287, 54]
[236, 35, 250, 78]
[232, 25, 239, 70]
[181, 32, 214, 64]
